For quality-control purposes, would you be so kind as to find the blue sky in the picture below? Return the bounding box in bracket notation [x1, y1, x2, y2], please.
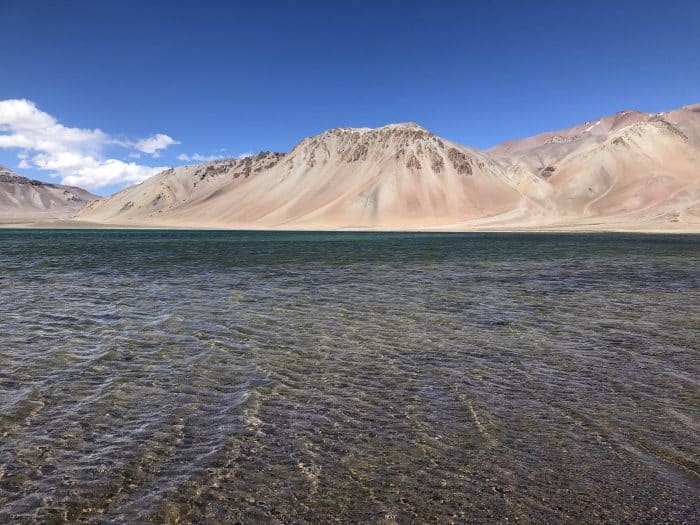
[1, 0, 699, 195]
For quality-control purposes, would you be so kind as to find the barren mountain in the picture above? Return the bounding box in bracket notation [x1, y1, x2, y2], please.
[0, 165, 97, 221]
[77, 152, 284, 224]
[76, 103, 700, 231]
[488, 103, 700, 229]
[79, 123, 530, 228]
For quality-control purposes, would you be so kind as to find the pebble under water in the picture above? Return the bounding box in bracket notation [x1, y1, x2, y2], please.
[0, 230, 698, 523]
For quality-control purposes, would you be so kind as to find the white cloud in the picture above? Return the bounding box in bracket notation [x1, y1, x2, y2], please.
[0, 98, 176, 191]
[0, 99, 106, 155]
[17, 152, 29, 169]
[135, 133, 179, 157]
[176, 150, 254, 164]
[62, 160, 165, 189]
[177, 152, 225, 163]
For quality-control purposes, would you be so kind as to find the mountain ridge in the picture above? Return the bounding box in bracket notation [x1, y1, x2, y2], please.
[0, 164, 98, 221]
[2, 103, 698, 230]
[77, 103, 700, 230]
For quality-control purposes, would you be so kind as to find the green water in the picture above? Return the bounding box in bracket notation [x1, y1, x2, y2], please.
[0, 230, 698, 523]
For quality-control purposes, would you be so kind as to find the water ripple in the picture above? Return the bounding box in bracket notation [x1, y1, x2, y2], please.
[0, 230, 698, 523]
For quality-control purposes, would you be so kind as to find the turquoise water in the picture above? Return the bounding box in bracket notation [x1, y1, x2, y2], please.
[0, 230, 698, 523]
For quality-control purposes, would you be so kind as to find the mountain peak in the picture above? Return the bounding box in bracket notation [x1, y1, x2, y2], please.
[0, 163, 17, 175]
[377, 122, 427, 131]
[287, 121, 454, 170]
[317, 121, 429, 137]
[0, 165, 98, 220]
[0, 164, 34, 184]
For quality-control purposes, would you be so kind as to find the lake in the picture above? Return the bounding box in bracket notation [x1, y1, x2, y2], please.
[0, 230, 698, 523]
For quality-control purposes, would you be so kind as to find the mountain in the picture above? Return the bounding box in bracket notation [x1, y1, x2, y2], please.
[77, 124, 538, 228]
[77, 152, 284, 224]
[0, 165, 97, 221]
[489, 103, 700, 228]
[76, 104, 700, 231]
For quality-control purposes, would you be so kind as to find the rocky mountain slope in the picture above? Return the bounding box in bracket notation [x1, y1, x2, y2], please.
[488, 103, 700, 228]
[0, 165, 97, 220]
[77, 103, 700, 230]
[77, 152, 284, 224]
[77, 124, 541, 228]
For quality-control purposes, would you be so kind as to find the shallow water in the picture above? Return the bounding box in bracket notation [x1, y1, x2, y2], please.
[0, 230, 698, 523]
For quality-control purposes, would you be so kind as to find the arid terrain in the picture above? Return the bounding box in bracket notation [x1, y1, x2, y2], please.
[0, 165, 96, 222]
[3, 103, 699, 231]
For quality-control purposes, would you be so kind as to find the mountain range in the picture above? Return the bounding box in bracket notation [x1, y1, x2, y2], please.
[0, 165, 97, 221]
[3, 103, 699, 231]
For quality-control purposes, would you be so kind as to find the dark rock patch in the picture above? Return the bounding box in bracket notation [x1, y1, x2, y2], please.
[447, 148, 472, 175]
[406, 154, 421, 170]
[430, 151, 445, 173]
[539, 166, 556, 178]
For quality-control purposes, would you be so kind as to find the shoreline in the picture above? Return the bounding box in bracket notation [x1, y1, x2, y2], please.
[1, 219, 699, 234]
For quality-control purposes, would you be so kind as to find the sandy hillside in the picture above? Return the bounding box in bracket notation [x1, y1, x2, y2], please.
[62, 103, 700, 231]
[487, 104, 700, 229]
[75, 124, 544, 229]
[0, 165, 97, 221]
